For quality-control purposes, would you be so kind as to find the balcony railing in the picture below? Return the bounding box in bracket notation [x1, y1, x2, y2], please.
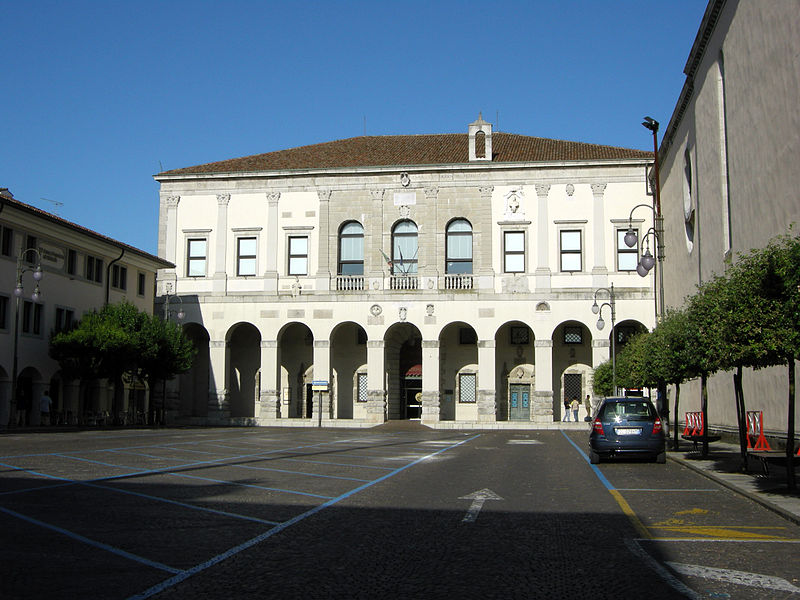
[335, 275, 365, 291]
[389, 275, 419, 290]
[444, 274, 474, 290]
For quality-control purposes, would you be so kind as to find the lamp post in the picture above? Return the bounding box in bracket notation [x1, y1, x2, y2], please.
[591, 284, 616, 394]
[640, 116, 665, 322]
[11, 247, 44, 427]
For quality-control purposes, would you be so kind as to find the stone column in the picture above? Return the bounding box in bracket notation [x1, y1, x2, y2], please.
[313, 340, 331, 419]
[592, 338, 611, 370]
[421, 340, 440, 423]
[533, 339, 554, 422]
[366, 339, 386, 423]
[591, 183, 608, 289]
[212, 194, 230, 295]
[477, 339, 497, 422]
[159, 195, 180, 292]
[419, 188, 438, 285]
[316, 189, 332, 292]
[534, 184, 551, 291]
[259, 340, 279, 419]
[263, 192, 280, 294]
[209, 340, 229, 423]
[368, 189, 386, 283]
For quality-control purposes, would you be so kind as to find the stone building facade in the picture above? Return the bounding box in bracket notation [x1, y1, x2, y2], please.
[155, 117, 655, 428]
[658, 0, 800, 435]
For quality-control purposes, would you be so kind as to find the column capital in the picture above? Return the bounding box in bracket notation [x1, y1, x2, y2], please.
[370, 189, 385, 202]
[266, 191, 281, 204]
[590, 183, 607, 197]
[217, 193, 231, 206]
[424, 187, 439, 201]
[318, 189, 332, 202]
[479, 186, 494, 200]
[535, 184, 551, 198]
[165, 195, 180, 208]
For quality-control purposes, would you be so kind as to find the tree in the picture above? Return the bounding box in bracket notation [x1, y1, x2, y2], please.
[50, 302, 195, 424]
[591, 360, 614, 398]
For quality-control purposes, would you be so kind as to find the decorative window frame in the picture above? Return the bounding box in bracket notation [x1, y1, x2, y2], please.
[502, 229, 526, 274]
[184, 232, 210, 278]
[233, 230, 260, 277]
[556, 222, 585, 273]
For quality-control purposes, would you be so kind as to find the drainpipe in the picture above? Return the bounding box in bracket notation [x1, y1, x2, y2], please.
[105, 248, 125, 305]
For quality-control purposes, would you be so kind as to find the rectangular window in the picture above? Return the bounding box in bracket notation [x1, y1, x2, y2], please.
[617, 229, 638, 271]
[1, 226, 13, 257]
[55, 307, 75, 333]
[111, 264, 127, 290]
[458, 373, 477, 403]
[288, 236, 308, 275]
[0, 295, 8, 330]
[357, 373, 368, 403]
[237, 237, 257, 276]
[560, 230, 582, 272]
[503, 231, 525, 273]
[86, 255, 103, 283]
[66, 249, 77, 276]
[137, 272, 146, 296]
[25, 235, 37, 264]
[187, 239, 207, 277]
[22, 301, 43, 335]
[564, 326, 583, 344]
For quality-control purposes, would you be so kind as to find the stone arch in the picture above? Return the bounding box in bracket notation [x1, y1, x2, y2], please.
[226, 322, 260, 419]
[330, 321, 367, 419]
[180, 323, 211, 419]
[559, 362, 593, 422]
[384, 322, 422, 420]
[278, 322, 314, 418]
[439, 321, 478, 421]
[494, 320, 534, 421]
[552, 321, 592, 421]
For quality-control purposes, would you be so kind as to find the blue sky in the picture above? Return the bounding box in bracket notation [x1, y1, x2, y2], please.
[1, 1, 707, 254]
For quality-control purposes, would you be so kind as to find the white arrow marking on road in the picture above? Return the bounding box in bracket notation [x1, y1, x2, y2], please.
[459, 488, 503, 523]
[667, 562, 800, 593]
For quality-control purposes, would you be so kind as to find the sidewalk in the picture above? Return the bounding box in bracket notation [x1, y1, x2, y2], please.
[668, 440, 800, 525]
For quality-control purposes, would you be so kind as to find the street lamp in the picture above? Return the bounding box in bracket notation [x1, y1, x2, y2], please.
[591, 283, 617, 394]
[11, 247, 44, 427]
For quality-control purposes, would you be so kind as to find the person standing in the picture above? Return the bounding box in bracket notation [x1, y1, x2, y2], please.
[40, 390, 53, 426]
[584, 394, 592, 420]
[570, 396, 580, 422]
[563, 395, 571, 421]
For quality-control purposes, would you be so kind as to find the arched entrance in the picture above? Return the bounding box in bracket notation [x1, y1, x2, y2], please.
[331, 322, 367, 419]
[227, 323, 260, 418]
[385, 323, 421, 420]
[180, 323, 210, 418]
[278, 322, 313, 418]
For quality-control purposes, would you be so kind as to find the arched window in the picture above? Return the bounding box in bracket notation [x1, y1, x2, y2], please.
[446, 219, 473, 274]
[338, 221, 364, 275]
[392, 220, 418, 274]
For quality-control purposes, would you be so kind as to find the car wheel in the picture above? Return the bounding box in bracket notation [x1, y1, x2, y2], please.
[655, 452, 666, 464]
[589, 450, 600, 464]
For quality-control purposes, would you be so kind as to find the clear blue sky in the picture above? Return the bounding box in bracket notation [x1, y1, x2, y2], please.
[1, 1, 707, 255]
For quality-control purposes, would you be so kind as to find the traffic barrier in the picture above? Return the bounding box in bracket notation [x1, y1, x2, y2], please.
[746, 411, 772, 451]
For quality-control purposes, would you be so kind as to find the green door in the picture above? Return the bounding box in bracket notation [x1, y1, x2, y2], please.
[509, 384, 530, 421]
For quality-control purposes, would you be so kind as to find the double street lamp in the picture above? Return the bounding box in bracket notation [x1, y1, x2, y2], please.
[591, 284, 616, 393]
[11, 247, 44, 426]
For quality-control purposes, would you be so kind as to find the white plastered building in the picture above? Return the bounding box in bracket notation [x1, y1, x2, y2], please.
[0, 189, 173, 427]
[658, 0, 800, 437]
[155, 117, 655, 428]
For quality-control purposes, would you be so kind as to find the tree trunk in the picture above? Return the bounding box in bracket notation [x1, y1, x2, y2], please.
[701, 371, 709, 457]
[734, 367, 748, 472]
[788, 356, 796, 491]
[672, 383, 681, 451]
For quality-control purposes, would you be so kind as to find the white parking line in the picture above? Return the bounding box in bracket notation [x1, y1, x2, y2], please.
[667, 562, 800, 593]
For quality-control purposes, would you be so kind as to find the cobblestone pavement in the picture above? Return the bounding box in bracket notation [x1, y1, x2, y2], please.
[0, 426, 798, 599]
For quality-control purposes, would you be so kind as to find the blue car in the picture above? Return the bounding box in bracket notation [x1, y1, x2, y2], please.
[588, 397, 665, 464]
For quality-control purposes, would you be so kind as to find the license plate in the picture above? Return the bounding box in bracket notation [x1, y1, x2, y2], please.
[616, 428, 642, 436]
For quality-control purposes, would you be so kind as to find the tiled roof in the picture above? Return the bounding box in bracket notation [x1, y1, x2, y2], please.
[0, 192, 172, 268]
[159, 133, 652, 175]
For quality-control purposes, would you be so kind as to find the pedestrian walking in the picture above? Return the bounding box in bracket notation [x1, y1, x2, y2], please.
[570, 396, 580, 422]
[563, 395, 571, 421]
[584, 394, 592, 420]
[40, 390, 53, 425]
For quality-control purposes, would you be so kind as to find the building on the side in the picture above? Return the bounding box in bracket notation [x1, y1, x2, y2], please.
[154, 116, 656, 428]
[658, 0, 800, 435]
[0, 188, 173, 427]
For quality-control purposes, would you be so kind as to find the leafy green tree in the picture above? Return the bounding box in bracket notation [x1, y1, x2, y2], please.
[591, 360, 614, 398]
[50, 302, 195, 424]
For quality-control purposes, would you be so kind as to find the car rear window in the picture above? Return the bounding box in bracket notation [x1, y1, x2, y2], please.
[599, 400, 656, 421]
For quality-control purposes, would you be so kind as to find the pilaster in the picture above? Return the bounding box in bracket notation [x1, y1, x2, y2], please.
[591, 183, 609, 289]
[535, 184, 551, 291]
[533, 339, 554, 422]
[212, 194, 230, 295]
[477, 339, 497, 422]
[421, 340, 440, 423]
[263, 192, 280, 293]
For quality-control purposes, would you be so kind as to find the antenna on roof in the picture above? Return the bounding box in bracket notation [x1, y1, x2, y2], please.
[159, 160, 164, 172]
[41, 197, 63, 216]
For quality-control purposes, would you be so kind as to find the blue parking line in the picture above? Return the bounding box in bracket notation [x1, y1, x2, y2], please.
[83, 481, 281, 526]
[128, 433, 481, 600]
[166, 472, 335, 500]
[232, 464, 371, 482]
[281, 458, 394, 471]
[560, 430, 615, 491]
[0, 505, 181, 575]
